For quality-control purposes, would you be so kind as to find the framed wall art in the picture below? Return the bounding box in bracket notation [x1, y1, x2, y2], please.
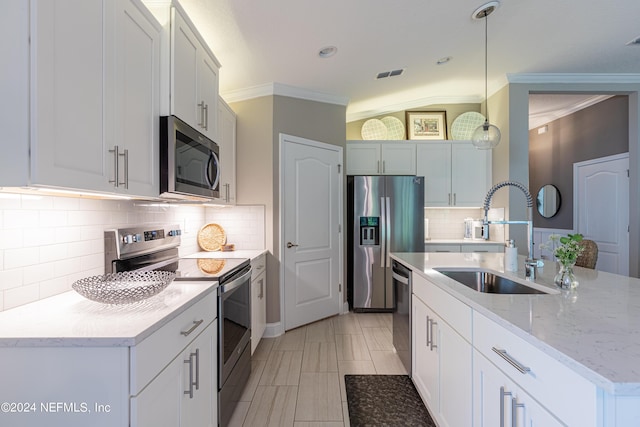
[405, 111, 448, 140]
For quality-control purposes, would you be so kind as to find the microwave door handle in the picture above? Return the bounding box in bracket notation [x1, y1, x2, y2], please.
[206, 151, 221, 190]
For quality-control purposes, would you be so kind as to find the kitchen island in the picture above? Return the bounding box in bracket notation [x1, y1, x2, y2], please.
[391, 251, 640, 426]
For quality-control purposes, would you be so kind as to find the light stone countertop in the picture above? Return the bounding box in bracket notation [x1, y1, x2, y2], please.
[390, 251, 640, 395]
[0, 281, 217, 348]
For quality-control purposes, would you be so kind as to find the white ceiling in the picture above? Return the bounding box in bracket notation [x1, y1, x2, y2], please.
[178, 0, 640, 122]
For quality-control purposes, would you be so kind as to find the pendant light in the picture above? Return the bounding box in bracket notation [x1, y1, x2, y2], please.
[471, 1, 501, 150]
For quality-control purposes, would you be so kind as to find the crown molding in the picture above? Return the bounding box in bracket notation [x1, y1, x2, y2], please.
[508, 73, 640, 84]
[529, 94, 613, 130]
[221, 82, 349, 106]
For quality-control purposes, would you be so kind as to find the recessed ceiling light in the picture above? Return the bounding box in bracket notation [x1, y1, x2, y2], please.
[318, 46, 337, 58]
[437, 56, 452, 65]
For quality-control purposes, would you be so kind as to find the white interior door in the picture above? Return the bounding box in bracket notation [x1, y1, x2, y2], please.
[574, 153, 629, 275]
[281, 135, 342, 330]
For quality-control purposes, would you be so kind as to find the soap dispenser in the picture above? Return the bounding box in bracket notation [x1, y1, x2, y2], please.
[504, 239, 518, 272]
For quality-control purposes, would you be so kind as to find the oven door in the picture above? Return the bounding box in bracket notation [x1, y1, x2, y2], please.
[218, 266, 252, 387]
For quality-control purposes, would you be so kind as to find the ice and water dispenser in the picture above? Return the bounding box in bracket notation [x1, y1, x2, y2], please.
[359, 216, 380, 246]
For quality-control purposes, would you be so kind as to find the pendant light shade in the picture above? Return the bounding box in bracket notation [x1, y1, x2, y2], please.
[472, 2, 501, 150]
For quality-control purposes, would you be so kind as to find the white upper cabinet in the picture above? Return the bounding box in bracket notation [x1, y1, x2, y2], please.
[416, 141, 491, 207]
[346, 141, 416, 175]
[216, 97, 237, 205]
[147, 0, 220, 141]
[10, 0, 161, 197]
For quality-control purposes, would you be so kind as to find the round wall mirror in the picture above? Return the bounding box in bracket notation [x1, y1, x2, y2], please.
[536, 184, 561, 218]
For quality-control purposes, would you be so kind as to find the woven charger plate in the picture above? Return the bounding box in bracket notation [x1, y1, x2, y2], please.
[197, 223, 227, 251]
[197, 258, 227, 275]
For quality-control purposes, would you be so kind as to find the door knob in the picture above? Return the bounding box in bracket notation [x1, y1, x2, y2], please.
[287, 242, 299, 248]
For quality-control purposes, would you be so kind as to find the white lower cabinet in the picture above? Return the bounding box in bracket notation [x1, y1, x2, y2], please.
[251, 253, 267, 354]
[411, 273, 472, 427]
[132, 320, 215, 427]
[474, 349, 563, 427]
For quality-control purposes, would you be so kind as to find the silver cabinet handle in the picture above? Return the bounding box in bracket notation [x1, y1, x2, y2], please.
[198, 101, 205, 128]
[377, 160, 380, 174]
[499, 386, 513, 427]
[429, 318, 438, 351]
[109, 146, 119, 187]
[512, 398, 525, 427]
[204, 103, 209, 131]
[426, 316, 431, 348]
[180, 319, 204, 337]
[382, 160, 386, 173]
[119, 149, 129, 189]
[448, 193, 451, 205]
[184, 354, 194, 398]
[286, 242, 298, 248]
[225, 183, 230, 202]
[194, 348, 200, 391]
[492, 347, 531, 374]
[453, 193, 456, 206]
[259, 277, 264, 299]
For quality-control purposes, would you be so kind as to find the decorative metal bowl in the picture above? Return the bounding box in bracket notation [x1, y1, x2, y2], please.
[72, 271, 176, 304]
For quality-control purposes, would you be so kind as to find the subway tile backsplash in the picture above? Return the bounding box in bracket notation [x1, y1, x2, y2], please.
[0, 193, 264, 312]
[425, 207, 505, 241]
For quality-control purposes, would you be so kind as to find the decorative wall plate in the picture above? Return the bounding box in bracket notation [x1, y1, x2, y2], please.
[380, 116, 406, 140]
[451, 112, 486, 140]
[361, 119, 388, 140]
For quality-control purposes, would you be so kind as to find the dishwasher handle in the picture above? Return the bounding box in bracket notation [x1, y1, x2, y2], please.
[392, 271, 409, 285]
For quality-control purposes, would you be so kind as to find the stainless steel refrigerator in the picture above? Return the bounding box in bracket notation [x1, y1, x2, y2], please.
[347, 175, 424, 311]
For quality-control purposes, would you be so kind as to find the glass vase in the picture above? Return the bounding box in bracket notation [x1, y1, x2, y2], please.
[554, 261, 578, 289]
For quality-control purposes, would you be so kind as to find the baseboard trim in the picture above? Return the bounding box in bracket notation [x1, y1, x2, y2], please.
[263, 322, 284, 338]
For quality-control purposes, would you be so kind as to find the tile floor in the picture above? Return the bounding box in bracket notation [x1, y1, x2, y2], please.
[228, 312, 407, 427]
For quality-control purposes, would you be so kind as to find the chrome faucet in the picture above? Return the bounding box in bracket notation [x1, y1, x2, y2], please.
[482, 181, 539, 279]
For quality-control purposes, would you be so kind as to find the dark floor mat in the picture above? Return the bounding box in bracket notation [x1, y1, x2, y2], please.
[344, 374, 436, 427]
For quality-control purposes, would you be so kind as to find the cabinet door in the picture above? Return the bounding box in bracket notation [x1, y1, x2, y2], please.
[451, 142, 491, 207]
[416, 143, 452, 207]
[198, 52, 219, 141]
[438, 320, 472, 427]
[380, 143, 416, 175]
[346, 143, 381, 175]
[412, 295, 438, 410]
[31, 0, 111, 191]
[217, 98, 237, 205]
[171, 7, 199, 129]
[181, 322, 215, 427]
[251, 271, 267, 354]
[473, 350, 563, 427]
[112, 0, 160, 197]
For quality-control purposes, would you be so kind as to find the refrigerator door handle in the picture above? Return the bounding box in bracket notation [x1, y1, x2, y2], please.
[385, 196, 391, 267]
[380, 196, 386, 268]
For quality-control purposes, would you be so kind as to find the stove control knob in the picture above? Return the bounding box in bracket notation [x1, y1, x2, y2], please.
[123, 234, 135, 244]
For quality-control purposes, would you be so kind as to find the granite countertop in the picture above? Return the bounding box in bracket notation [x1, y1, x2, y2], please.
[390, 251, 640, 395]
[0, 281, 217, 348]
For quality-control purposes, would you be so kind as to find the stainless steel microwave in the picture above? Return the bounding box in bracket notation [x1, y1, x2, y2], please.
[160, 115, 220, 200]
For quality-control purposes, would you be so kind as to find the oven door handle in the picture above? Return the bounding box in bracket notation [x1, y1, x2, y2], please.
[219, 267, 253, 294]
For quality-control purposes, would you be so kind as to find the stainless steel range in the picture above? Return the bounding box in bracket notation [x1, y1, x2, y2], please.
[104, 224, 252, 427]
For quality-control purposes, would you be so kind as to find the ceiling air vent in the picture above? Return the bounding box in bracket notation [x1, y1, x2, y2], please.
[376, 69, 404, 79]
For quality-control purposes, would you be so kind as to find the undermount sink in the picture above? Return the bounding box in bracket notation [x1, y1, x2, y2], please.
[435, 269, 550, 294]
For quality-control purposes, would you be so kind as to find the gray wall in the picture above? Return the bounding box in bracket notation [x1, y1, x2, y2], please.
[232, 95, 346, 325]
[529, 95, 628, 229]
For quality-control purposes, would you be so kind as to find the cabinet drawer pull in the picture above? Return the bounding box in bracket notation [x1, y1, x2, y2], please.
[109, 146, 119, 187]
[203, 103, 209, 131]
[429, 319, 438, 351]
[512, 398, 525, 426]
[181, 319, 204, 337]
[119, 149, 129, 189]
[492, 347, 531, 374]
[453, 193, 456, 205]
[193, 348, 200, 391]
[426, 316, 431, 347]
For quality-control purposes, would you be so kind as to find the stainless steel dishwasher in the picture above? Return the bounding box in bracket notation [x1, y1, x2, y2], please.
[392, 260, 412, 374]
